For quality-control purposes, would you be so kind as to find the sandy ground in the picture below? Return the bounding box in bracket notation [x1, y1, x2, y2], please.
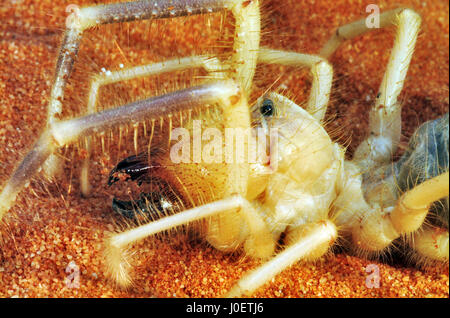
[0, 0, 448, 298]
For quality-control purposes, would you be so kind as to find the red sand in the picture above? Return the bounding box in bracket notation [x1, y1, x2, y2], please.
[0, 0, 448, 297]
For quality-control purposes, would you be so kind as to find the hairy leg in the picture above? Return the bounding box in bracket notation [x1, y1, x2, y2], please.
[0, 81, 242, 220]
[413, 226, 449, 262]
[352, 171, 449, 256]
[258, 48, 333, 122]
[321, 8, 422, 169]
[105, 194, 276, 287]
[81, 55, 225, 196]
[224, 220, 337, 297]
[41, 0, 261, 179]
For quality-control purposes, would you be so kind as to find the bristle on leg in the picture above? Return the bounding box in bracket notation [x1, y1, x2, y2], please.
[104, 233, 133, 288]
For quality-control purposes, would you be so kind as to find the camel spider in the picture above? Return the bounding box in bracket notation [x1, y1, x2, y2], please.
[0, 1, 448, 297]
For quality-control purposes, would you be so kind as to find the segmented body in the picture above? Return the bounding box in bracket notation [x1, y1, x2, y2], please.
[1, 0, 448, 300]
[364, 113, 449, 226]
[391, 113, 449, 226]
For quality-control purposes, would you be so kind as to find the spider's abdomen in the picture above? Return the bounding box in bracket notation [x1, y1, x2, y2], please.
[394, 113, 449, 228]
[395, 113, 449, 191]
[363, 113, 449, 228]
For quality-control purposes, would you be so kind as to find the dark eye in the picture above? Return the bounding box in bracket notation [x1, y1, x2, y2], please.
[260, 98, 274, 117]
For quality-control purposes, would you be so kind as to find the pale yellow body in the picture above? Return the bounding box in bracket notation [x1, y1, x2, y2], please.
[0, 1, 448, 298]
[198, 92, 344, 262]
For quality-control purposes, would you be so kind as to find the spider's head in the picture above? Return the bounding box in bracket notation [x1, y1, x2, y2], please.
[251, 92, 336, 183]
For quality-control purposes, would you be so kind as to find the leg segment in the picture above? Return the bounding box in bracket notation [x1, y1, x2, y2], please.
[320, 8, 405, 59]
[321, 8, 422, 169]
[105, 194, 276, 287]
[49, 0, 229, 123]
[0, 131, 58, 221]
[77, 0, 260, 92]
[224, 220, 337, 298]
[413, 226, 449, 262]
[43, 0, 227, 178]
[106, 195, 243, 287]
[1, 0, 261, 221]
[258, 48, 333, 122]
[0, 81, 242, 221]
[51, 0, 261, 122]
[43, 0, 261, 179]
[352, 171, 449, 255]
[390, 171, 449, 235]
[81, 55, 225, 196]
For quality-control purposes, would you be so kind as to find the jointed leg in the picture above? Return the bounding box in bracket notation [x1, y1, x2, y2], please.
[321, 8, 422, 169]
[224, 220, 337, 297]
[0, 0, 261, 220]
[258, 48, 333, 122]
[86, 56, 225, 119]
[413, 226, 449, 262]
[0, 81, 242, 220]
[352, 171, 449, 256]
[106, 195, 243, 286]
[43, 0, 226, 178]
[48, 0, 231, 124]
[390, 171, 449, 235]
[41, 0, 261, 180]
[51, 0, 260, 120]
[81, 55, 225, 196]
[105, 194, 276, 287]
[320, 8, 405, 58]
